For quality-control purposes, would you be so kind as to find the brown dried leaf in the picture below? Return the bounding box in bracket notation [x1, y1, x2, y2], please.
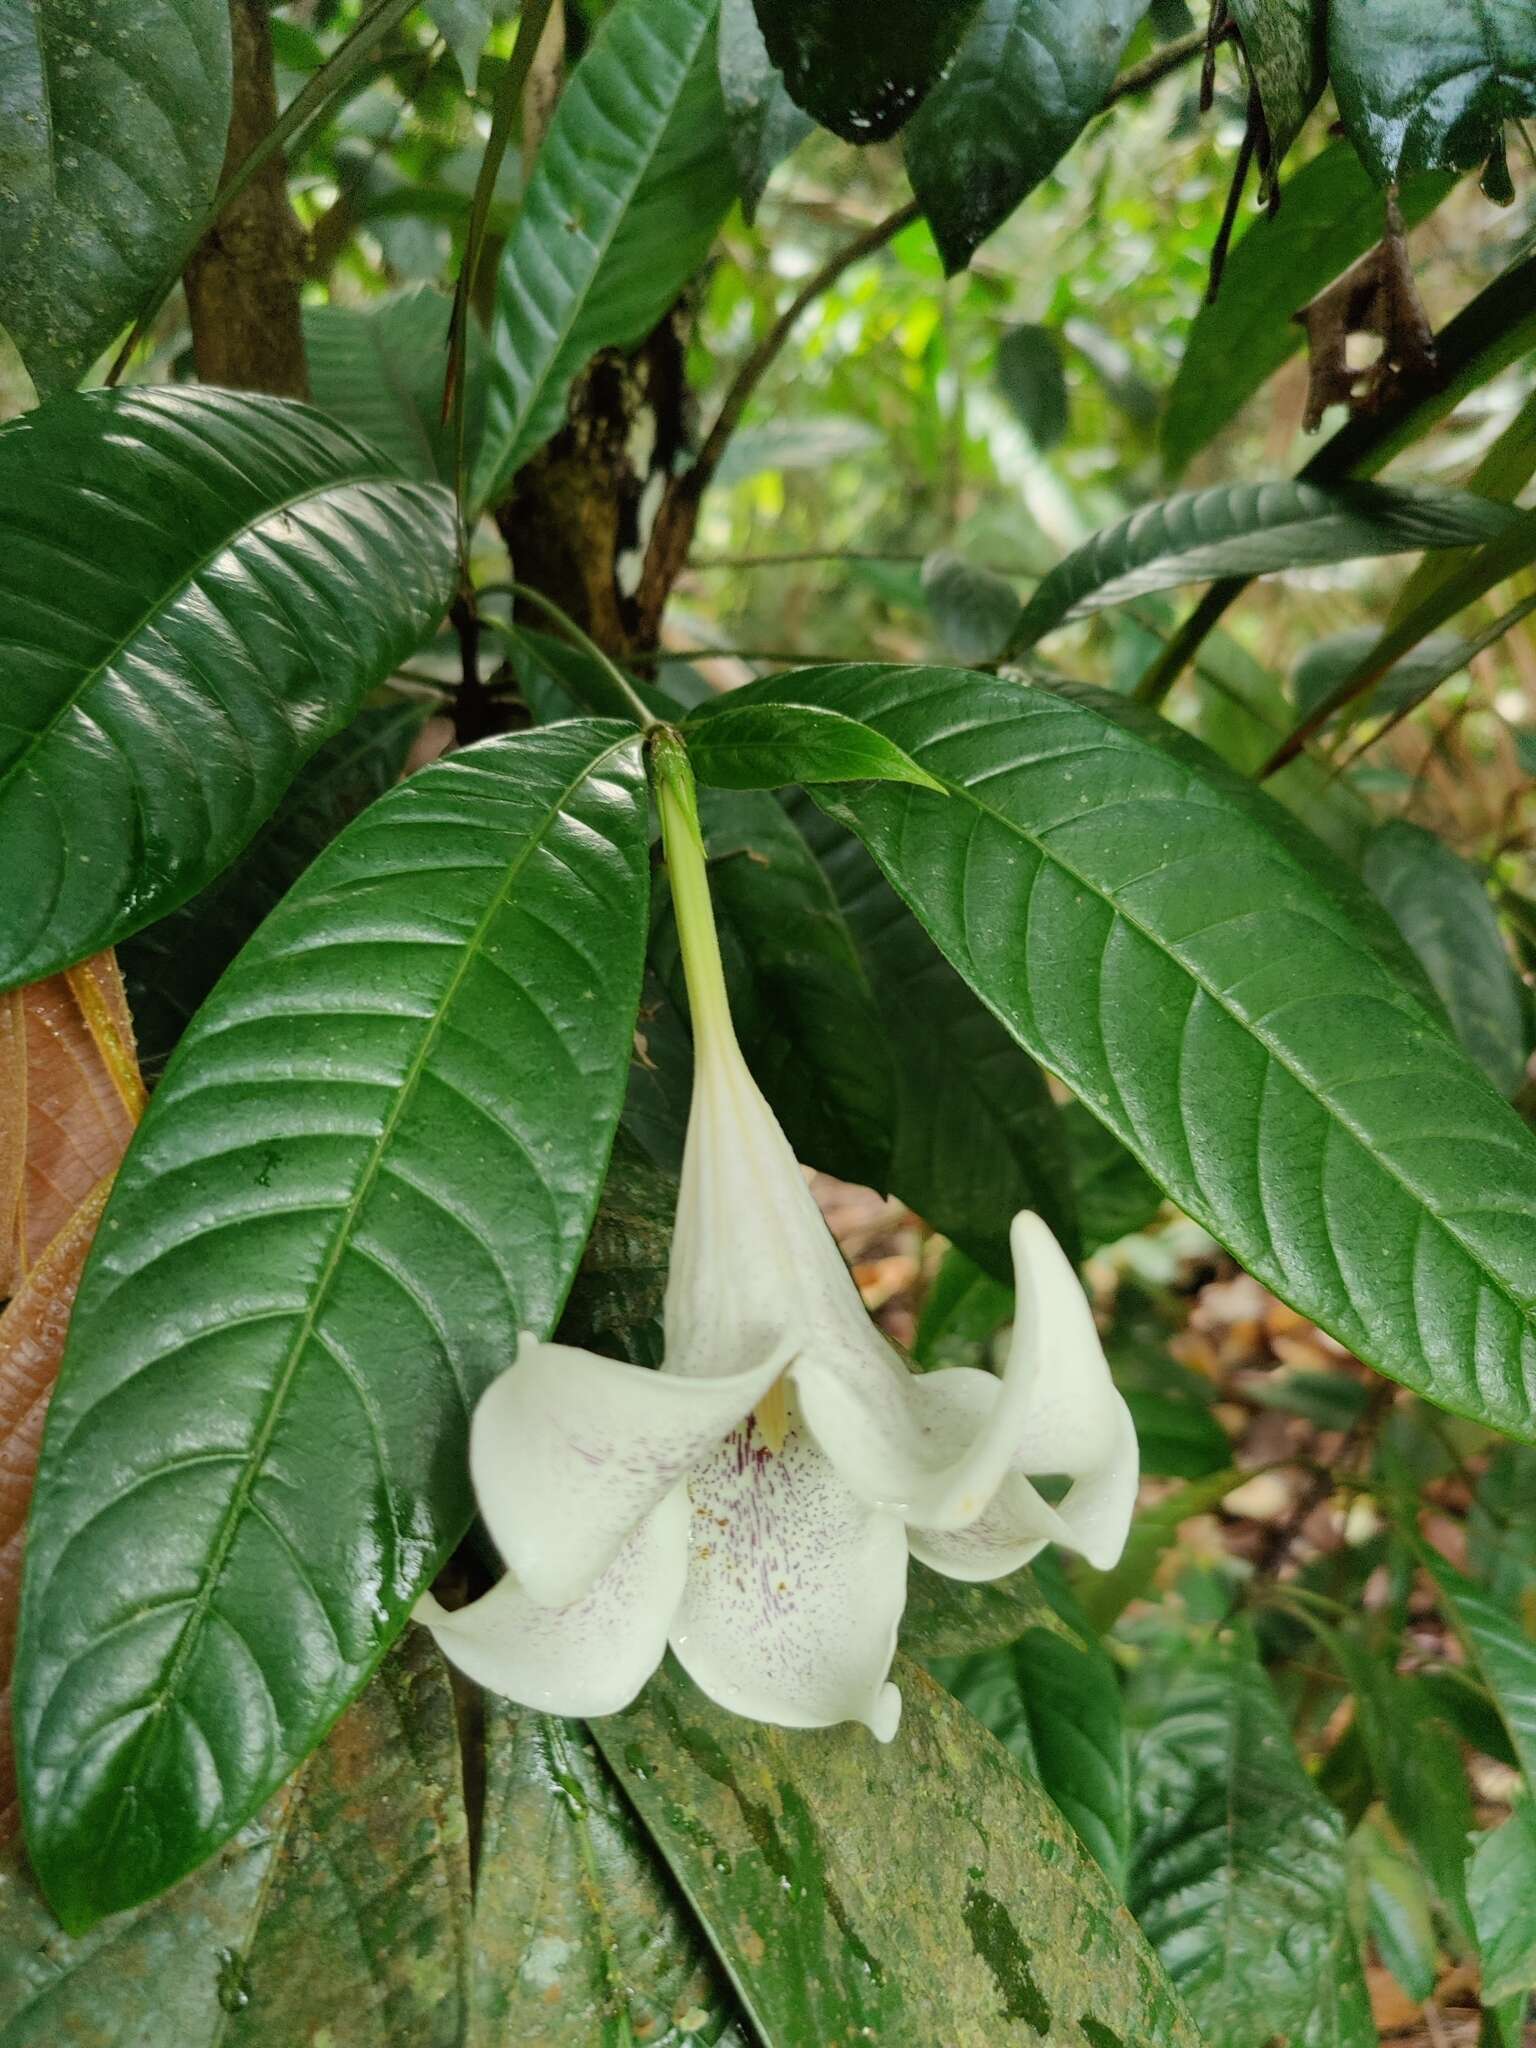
[1293, 202, 1439, 431]
[0, 1177, 112, 1840]
[9, 951, 144, 1276]
[0, 995, 22, 1296]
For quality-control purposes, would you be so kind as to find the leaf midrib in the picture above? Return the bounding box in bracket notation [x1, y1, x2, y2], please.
[913, 751, 1535, 1398]
[66, 728, 639, 1853]
[0, 450, 404, 810]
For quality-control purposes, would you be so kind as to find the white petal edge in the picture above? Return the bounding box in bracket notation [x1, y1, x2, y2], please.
[794, 1211, 1128, 1534]
[414, 1488, 689, 1717]
[471, 1331, 787, 1607]
[668, 1405, 905, 1741]
[904, 1367, 1071, 1582]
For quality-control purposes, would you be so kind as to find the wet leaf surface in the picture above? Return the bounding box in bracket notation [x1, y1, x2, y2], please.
[595, 1654, 1200, 2046]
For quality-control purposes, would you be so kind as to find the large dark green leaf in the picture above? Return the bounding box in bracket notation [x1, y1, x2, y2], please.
[1330, 0, 1536, 184]
[1011, 482, 1517, 646]
[1364, 821, 1527, 1098]
[1162, 148, 1453, 476]
[790, 795, 1080, 1274]
[741, 664, 1536, 1441]
[120, 699, 428, 1073]
[718, 0, 811, 217]
[305, 286, 486, 485]
[0, 387, 457, 993]
[1062, 1099, 1163, 1252]
[750, 0, 977, 143]
[474, 0, 736, 505]
[1128, 1629, 1354, 2047]
[932, 1563, 1129, 1888]
[593, 1655, 1201, 2045]
[0, 1630, 470, 2045]
[13, 722, 650, 1932]
[1230, 0, 1327, 185]
[682, 701, 944, 793]
[904, 0, 1143, 274]
[474, 1703, 747, 2044]
[0, 0, 230, 393]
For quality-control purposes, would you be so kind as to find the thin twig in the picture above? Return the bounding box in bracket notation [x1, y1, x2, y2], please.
[477, 581, 658, 727]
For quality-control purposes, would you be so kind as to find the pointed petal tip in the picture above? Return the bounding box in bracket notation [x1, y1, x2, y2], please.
[867, 1681, 902, 1744]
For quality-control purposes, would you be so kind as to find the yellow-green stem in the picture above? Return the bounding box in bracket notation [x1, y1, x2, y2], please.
[650, 733, 734, 1050]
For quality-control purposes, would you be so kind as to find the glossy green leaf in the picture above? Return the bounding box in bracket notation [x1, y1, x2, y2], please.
[0, 0, 230, 393]
[1162, 147, 1453, 476]
[474, 0, 736, 505]
[473, 1703, 747, 2044]
[718, 0, 811, 217]
[1470, 1801, 1536, 2006]
[1077, 1468, 1248, 1631]
[741, 663, 1536, 1439]
[1230, 0, 1327, 185]
[683, 702, 945, 793]
[14, 722, 650, 1932]
[749, 0, 977, 143]
[1128, 1627, 1354, 2048]
[120, 700, 428, 1073]
[932, 1564, 1129, 1888]
[1353, 1816, 1440, 2004]
[1011, 481, 1517, 646]
[1330, 0, 1536, 183]
[1364, 821, 1527, 1098]
[0, 1630, 470, 2045]
[594, 1655, 1201, 2045]
[1420, 1543, 1536, 1793]
[1062, 1099, 1164, 1252]
[791, 795, 1080, 1276]
[920, 550, 1023, 663]
[654, 788, 898, 1194]
[0, 387, 457, 994]
[995, 324, 1070, 450]
[305, 286, 486, 485]
[905, 0, 1144, 274]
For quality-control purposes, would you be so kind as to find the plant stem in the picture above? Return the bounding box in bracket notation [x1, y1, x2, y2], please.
[478, 582, 658, 728]
[650, 734, 732, 1041]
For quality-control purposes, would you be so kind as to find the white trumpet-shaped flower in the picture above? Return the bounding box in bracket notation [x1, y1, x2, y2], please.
[416, 742, 1138, 1738]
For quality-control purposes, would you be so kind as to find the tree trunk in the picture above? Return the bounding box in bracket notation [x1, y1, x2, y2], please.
[184, 0, 310, 400]
[494, 308, 694, 658]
